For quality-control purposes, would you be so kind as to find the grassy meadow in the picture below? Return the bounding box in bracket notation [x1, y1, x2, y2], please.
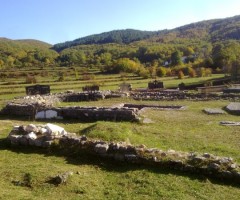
[0, 69, 240, 199]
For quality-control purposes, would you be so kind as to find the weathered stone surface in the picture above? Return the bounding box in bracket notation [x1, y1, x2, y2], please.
[25, 132, 37, 140]
[226, 102, 240, 115]
[39, 127, 48, 134]
[42, 141, 53, 148]
[203, 108, 225, 115]
[45, 123, 66, 136]
[125, 154, 139, 163]
[19, 137, 28, 145]
[94, 143, 109, 154]
[25, 124, 38, 133]
[220, 121, 240, 126]
[9, 135, 21, 145]
[202, 153, 211, 158]
[208, 163, 220, 171]
[34, 138, 43, 147]
[114, 153, 125, 161]
[52, 171, 73, 185]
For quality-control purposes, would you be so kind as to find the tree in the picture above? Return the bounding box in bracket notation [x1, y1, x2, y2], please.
[212, 41, 240, 77]
[205, 68, 212, 77]
[156, 67, 167, 77]
[148, 65, 157, 78]
[171, 50, 183, 66]
[178, 70, 184, 79]
[137, 67, 149, 79]
[187, 67, 196, 78]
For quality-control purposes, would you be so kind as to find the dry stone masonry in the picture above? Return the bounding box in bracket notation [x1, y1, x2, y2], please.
[7, 124, 240, 183]
[131, 91, 240, 101]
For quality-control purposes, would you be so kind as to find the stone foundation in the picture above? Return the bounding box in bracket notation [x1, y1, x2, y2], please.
[7, 124, 240, 183]
[131, 91, 240, 101]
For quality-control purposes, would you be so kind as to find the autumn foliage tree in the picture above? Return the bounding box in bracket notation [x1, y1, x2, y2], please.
[178, 70, 184, 79]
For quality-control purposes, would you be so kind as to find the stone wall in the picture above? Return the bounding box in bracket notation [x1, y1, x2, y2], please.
[123, 103, 185, 110]
[7, 124, 240, 183]
[58, 92, 104, 102]
[0, 103, 36, 118]
[131, 91, 240, 101]
[56, 106, 140, 122]
[0, 100, 140, 122]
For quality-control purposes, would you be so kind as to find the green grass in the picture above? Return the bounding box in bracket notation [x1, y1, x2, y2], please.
[1, 72, 239, 199]
[1, 98, 240, 199]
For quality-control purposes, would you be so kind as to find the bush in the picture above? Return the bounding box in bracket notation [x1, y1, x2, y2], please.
[25, 75, 37, 84]
[82, 74, 95, 80]
[205, 68, 212, 77]
[40, 70, 49, 77]
[138, 67, 150, 79]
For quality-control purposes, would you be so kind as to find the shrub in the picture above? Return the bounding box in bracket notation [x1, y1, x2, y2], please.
[25, 75, 37, 84]
[205, 68, 212, 77]
[138, 67, 150, 79]
[40, 70, 49, 77]
[82, 74, 95, 80]
[199, 67, 206, 77]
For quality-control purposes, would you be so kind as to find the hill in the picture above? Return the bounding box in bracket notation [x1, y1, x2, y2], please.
[52, 29, 164, 52]
[0, 38, 58, 69]
[0, 15, 240, 77]
[52, 15, 240, 52]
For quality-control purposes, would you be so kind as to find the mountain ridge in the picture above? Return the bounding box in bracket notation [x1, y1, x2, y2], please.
[52, 15, 240, 52]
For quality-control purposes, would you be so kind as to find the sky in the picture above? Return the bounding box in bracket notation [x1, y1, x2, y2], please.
[0, 0, 239, 44]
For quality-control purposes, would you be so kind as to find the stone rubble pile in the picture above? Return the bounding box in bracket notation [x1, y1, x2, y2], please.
[14, 94, 60, 107]
[8, 123, 73, 147]
[7, 124, 240, 183]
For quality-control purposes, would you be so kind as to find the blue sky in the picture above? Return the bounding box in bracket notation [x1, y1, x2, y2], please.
[0, 0, 239, 44]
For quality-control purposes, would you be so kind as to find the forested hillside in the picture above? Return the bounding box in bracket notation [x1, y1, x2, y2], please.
[52, 29, 162, 52]
[0, 38, 58, 69]
[1, 15, 240, 79]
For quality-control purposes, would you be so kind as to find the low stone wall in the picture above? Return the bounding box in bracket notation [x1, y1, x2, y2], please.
[123, 103, 185, 110]
[197, 85, 227, 94]
[7, 124, 240, 183]
[131, 91, 240, 101]
[1, 103, 140, 122]
[0, 103, 36, 118]
[56, 106, 140, 122]
[58, 92, 104, 102]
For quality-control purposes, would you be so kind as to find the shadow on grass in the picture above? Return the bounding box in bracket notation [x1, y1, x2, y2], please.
[0, 137, 239, 188]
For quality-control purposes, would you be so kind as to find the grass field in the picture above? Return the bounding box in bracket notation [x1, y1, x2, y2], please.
[0, 71, 240, 199]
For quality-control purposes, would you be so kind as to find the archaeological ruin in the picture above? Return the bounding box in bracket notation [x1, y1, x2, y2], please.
[7, 123, 240, 183]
